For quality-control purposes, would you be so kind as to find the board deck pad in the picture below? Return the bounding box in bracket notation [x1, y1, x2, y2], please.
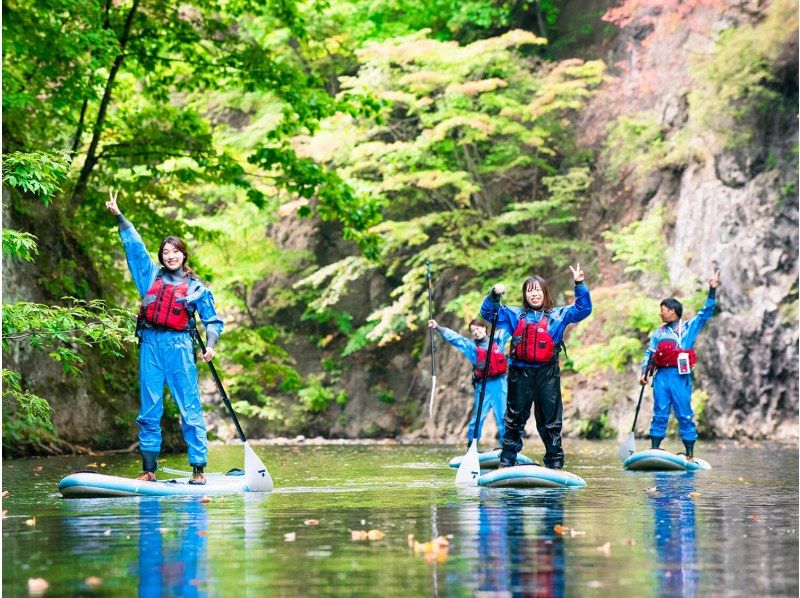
[58, 471, 253, 498]
[623, 449, 712, 472]
[477, 464, 587, 489]
[448, 449, 534, 469]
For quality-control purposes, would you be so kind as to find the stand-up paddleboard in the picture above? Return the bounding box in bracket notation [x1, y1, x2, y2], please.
[623, 449, 711, 472]
[448, 449, 534, 470]
[59, 470, 252, 498]
[478, 465, 586, 489]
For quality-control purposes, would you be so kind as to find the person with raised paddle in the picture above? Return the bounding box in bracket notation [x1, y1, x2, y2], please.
[481, 265, 592, 470]
[639, 267, 720, 461]
[106, 189, 224, 485]
[427, 318, 509, 449]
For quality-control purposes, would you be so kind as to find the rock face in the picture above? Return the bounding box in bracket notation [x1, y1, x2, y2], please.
[564, 0, 799, 440]
[672, 163, 798, 439]
[2, 190, 141, 455]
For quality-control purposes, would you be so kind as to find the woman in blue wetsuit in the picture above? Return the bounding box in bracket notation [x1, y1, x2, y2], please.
[427, 318, 508, 449]
[106, 190, 223, 485]
[481, 264, 591, 470]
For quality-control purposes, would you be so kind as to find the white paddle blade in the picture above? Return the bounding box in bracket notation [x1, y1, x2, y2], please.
[244, 441, 274, 492]
[428, 375, 437, 419]
[618, 432, 636, 462]
[455, 440, 480, 486]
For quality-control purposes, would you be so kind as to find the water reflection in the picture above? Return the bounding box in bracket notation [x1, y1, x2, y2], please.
[650, 473, 698, 597]
[462, 490, 566, 597]
[138, 498, 208, 597]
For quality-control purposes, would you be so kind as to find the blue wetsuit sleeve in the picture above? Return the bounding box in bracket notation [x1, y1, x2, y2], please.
[191, 287, 224, 348]
[682, 288, 716, 348]
[479, 294, 516, 337]
[118, 218, 159, 298]
[436, 325, 477, 364]
[560, 282, 593, 325]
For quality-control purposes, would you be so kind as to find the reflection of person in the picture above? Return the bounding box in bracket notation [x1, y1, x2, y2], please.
[481, 265, 592, 469]
[473, 491, 566, 597]
[428, 318, 508, 448]
[107, 190, 224, 484]
[650, 473, 698, 596]
[139, 498, 208, 596]
[640, 269, 720, 460]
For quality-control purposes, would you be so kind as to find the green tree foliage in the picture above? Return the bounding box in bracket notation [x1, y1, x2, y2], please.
[688, 0, 798, 148]
[296, 30, 604, 349]
[602, 207, 669, 283]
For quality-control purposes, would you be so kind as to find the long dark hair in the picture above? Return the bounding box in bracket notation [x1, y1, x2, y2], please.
[521, 275, 554, 311]
[158, 236, 194, 275]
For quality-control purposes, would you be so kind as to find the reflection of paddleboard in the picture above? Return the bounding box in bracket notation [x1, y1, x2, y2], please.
[624, 449, 712, 472]
[448, 449, 534, 469]
[59, 471, 251, 498]
[478, 465, 586, 489]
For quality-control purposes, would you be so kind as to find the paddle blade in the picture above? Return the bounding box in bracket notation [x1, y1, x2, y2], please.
[455, 440, 480, 486]
[244, 441, 274, 492]
[428, 375, 437, 419]
[618, 432, 636, 462]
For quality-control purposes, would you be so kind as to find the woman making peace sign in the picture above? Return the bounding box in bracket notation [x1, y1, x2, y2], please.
[481, 265, 592, 470]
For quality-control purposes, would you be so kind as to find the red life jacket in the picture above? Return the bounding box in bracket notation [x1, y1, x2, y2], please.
[653, 341, 697, 367]
[139, 272, 192, 331]
[511, 314, 557, 364]
[653, 322, 697, 367]
[474, 341, 508, 379]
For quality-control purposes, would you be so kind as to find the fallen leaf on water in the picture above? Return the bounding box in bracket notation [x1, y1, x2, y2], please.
[199, 496, 212, 504]
[85, 577, 103, 587]
[25, 518, 36, 527]
[413, 535, 450, 563]
[688, 492, 701, 500]
[596, 542, 611, 556]
[197, 530, 208, 536]
[2, 491, 8, 498]
[304, 519, 320, 526]
[351, 530, 368, 541]
[367, 529, 385, 540]
[27, 578, 49, 597]
[747, 514, 760, 521]
[284, 532, 296, 542]
[103, 528, 111, 536]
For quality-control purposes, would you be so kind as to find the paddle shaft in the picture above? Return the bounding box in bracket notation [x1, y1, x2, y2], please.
[193, 328, 248, 443]
[471, 303, 500, 440]
[426, 260, 436, 377]
[631, 357, 654, 433]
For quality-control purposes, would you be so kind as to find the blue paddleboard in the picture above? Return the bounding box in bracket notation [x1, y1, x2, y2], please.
[59, 471, 252, 498]
[478, 465, 586, 489]
[623, 449, 711, 472]
[448, 449, 534, 469]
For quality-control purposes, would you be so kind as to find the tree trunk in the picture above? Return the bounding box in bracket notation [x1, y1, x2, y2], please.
[68, 0, 141, 214]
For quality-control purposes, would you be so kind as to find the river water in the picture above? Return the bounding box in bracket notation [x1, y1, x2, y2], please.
[2, 440, 797, 596]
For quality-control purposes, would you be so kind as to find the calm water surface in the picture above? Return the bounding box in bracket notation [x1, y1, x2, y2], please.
[2, 440, 797, 596]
